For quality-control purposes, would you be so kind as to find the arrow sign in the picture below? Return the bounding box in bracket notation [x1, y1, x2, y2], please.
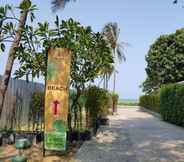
[52, 100, 60, 115]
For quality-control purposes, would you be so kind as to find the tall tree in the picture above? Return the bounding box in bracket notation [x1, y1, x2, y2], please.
[0, 0, 74, 117]
[102, 22, 126, 92]
[142, 28, 184, 93]
[14, 18, 113, 130]
[0, 0, 32, 117]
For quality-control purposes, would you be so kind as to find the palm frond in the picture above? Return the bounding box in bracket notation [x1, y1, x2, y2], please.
[120, 41, 131, 47]
[173, 0, 178, 4]
[102, 23, 117, 48]
[116, 43, 126, 63]
[99, 64, 114, 78]
[106, 64, 115, 78]
[102, 22, 127, 64]
[112, 22, 120, 40]
[51, 0, 75, 12]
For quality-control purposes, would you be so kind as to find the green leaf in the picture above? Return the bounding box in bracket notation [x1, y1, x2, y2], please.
[19, 0, 32, 10]
[0, 43, 5, 52]
[55, 15, 59, 27]
[30, 12, 35, 22]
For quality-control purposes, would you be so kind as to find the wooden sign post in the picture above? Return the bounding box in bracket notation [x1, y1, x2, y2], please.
[44, 48, 71, 151]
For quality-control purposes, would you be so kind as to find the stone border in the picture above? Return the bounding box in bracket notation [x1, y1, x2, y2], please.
[140, 107, 161, 119]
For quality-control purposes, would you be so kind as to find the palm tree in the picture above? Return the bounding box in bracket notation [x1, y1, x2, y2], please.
[51, 0, 75, 12]
[99, 64, 114, 90]
[102, 22, 126, 93]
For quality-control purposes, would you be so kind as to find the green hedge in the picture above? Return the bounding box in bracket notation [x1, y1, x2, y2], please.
[84, 86, 112, 130]
[85, 86, 111, 120]
[139, 92, 160, 113]
[140, 83, 184, 127]
[160, 84, 184, 126]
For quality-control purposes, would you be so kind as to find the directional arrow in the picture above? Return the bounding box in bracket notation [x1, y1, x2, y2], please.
[52, 100, 60, 115]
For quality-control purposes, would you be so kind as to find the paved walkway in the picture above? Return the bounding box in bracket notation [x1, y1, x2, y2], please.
[75, 107, 184, 162]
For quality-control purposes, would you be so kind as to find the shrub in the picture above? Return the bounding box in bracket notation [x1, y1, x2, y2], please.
[30, 91, 44, 114]
[160, 84, 184, 126]
[85, 86, 111, 128]
[139, 92, 160, 113]
[29, 91, 44, 131]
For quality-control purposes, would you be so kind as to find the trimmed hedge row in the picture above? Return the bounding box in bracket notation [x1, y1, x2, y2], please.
[139, 83, 184, 127]
[139, 92, 160, 113]
[160, 84, 184, 126]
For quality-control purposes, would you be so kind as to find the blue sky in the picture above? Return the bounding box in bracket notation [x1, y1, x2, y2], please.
[0, 0, 184, 99]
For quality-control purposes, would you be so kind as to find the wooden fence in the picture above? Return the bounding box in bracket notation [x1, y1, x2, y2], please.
[0, 76, 44, 130]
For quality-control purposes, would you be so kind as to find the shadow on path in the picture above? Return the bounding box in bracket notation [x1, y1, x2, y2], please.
[75, 107, 184, 162]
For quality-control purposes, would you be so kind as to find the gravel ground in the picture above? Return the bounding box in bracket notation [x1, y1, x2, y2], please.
[75, 107, 184, 162]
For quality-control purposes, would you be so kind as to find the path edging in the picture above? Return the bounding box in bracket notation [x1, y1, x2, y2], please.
[140, 107, 161, 119]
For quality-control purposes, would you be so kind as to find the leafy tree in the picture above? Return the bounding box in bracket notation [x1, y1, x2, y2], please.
[14, 18, 113, 130]
[0, 0, 37, 117]
[0, 4, 13, 46]
[143, 28, 184, 93]
[0, 0, 74, 117]
[102, 22, 126, 93]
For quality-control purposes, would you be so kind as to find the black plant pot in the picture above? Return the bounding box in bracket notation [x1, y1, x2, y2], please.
[68, 130, 92, 142]
[2, 132, 11, 145]
[80, 130, 91, 141]
[0, 134, 3, 146]
[68, 130, 80, 142]
[8, 133, 15, 145]
[36, 132, 43, 143]
[99, 117, 109, 126]
[93, 119, 100, 135]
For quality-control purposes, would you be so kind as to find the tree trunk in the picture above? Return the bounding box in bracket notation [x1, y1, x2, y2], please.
[72, 88, 81, 130]
[106, 74, 108, 90]
[112, 48, 117, 113]
[85, 107, 89, 129]
[113, 48, 116, 93]
[113, 71, 116, 93]
[103, 74, 105, 89]
[0, 9, 28, 117]
[67, 112, 72, 131]
[78, 102, 82, 130]
[0, 20, 4, 40]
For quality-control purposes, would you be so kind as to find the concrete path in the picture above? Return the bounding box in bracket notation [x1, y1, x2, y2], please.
[75, 107, 184, 162]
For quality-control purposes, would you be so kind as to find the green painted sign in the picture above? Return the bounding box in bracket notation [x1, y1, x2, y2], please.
[44, 48, 71, 151]
[45, 132, 66, 151]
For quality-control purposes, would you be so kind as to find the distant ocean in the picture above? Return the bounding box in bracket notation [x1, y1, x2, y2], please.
[119, 99, 138, 103]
